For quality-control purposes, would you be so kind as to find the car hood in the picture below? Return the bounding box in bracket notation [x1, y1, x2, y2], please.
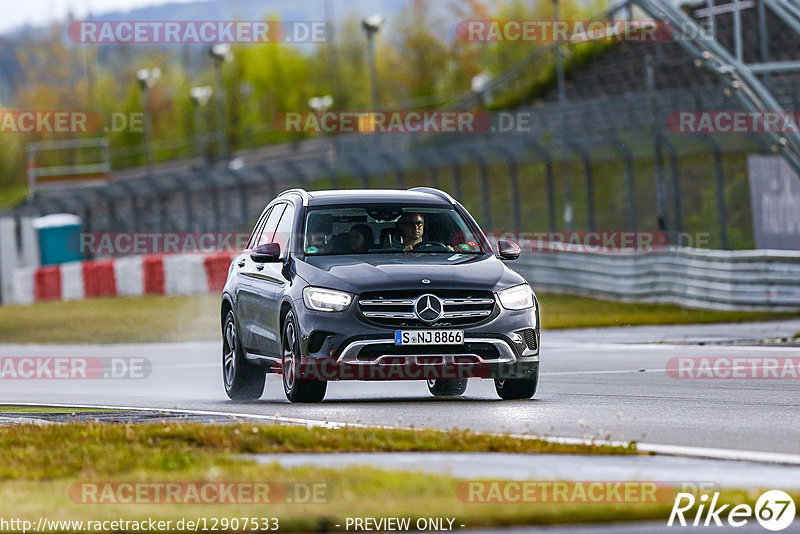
[294, 253, 526, 295]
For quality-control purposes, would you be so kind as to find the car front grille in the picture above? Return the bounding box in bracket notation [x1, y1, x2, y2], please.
[358, 290, 496, 327]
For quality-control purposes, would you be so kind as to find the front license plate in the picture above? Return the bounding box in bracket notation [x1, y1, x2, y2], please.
[395, 330, 464, 345]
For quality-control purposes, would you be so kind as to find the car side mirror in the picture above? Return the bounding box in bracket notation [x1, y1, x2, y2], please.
[497, 240, 521, 261]
[250, 243, 281, 263]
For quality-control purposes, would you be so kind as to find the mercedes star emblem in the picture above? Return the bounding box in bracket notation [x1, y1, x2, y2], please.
[414, 294, 443, 322]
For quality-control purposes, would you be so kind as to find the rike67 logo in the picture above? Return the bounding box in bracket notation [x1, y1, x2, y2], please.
[668, 490, 796, 530]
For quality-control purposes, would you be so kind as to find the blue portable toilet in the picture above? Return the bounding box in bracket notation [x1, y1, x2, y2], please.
[31, 214, 84, 266]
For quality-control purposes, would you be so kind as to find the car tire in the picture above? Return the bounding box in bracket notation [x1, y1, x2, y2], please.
[427, 378, 468, 397]
[222, 310, 266, 400]
[494, 364, 539, 400]
[282, 311, 327, 403]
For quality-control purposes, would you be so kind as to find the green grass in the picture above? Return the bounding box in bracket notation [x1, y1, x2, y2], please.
[0, 293, 795, 345]
[538, 293, 797, 330]
[0, 183, 28, 209]
[0, 422, 791, 531]
[0, 294, 220, 344]
[0, 421, 782, 531]
[1, 469, 771, 532]
[0, 422, 634, 481]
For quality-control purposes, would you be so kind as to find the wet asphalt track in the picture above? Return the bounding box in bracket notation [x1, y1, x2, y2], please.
[1, 320, 799, 455]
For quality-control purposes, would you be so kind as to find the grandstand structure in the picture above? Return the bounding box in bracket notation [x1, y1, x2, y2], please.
[11, 0, 800, 253]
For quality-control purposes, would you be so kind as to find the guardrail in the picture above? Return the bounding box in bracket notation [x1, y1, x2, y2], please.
[514, 246, 800, 311]
[7, 246, 800, 312]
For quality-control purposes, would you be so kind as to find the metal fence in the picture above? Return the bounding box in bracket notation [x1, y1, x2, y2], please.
[514, 246, 800, 311]
[13, 0, 800, 254]
[19, 80, 787, 251]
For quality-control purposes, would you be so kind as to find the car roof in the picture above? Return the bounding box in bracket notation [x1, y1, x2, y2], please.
[302, 189, 453, 207]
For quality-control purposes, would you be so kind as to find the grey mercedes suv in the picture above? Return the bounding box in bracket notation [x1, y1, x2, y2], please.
[221, 188, 539, 403]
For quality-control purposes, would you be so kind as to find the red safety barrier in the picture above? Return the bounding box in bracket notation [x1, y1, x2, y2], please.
[82, 260, 117, 298]
[34, 266, 62, 301]
[204, 253, 235, 293]
[142, 255, 165, 295]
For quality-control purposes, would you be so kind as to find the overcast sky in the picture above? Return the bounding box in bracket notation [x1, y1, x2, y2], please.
[1, 0, 201, 33]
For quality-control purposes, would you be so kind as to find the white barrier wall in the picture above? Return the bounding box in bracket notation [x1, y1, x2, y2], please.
[0, 216, 39, 305]
[6, 246, 800, 311]
[8, 252, 234, 305]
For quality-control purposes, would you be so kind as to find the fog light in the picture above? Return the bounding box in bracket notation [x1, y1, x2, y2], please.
[510, 332, 524, 344]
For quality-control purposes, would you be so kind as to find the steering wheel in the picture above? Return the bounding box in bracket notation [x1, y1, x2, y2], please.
[412, 240, 449, 250]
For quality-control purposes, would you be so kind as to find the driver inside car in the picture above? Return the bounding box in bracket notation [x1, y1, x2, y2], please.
[395, 212, 453, 251]
[397, 212, 425, 250]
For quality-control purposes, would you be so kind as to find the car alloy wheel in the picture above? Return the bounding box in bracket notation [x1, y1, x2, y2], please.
[221, 310, 266, 401]
[282, 318, 298, 394]
[281, 311, 327, 403]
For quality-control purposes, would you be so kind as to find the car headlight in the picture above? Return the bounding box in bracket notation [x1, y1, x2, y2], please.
[497, 284, 534, 310]
[303, 287, 353, 312]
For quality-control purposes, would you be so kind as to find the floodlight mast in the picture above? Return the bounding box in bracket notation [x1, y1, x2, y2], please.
[135, 67, 161, 173]
[361, 14, 384, 110]
[209, 44, 234, 162]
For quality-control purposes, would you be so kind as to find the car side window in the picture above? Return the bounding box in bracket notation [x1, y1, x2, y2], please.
[257, 204, 286, 247]
[272, 204, 295, 257]
[246, 207, 271, 250]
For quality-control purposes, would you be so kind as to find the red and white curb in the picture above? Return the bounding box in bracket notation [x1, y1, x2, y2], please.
[11, 253, 234, 304]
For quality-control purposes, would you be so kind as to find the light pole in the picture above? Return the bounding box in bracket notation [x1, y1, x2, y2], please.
[471, 72, 490, 107]
[240, 82, 254, 149]
[189, 85, 213, 164]
[552, 0, 572, 230]
[361, 14, 383, 110]
[135, 67, 160, 173]
[209, 44, 233, 163]
[309, 95, 335, 162]
[552, 0, 567, 106]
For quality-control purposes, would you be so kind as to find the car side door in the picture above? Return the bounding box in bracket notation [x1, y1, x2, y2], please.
[236, 203, 286, 354]
[249, 202, 296, 358]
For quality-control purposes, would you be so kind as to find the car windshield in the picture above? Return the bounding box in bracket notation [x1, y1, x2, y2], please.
[303, 205, 484, 255]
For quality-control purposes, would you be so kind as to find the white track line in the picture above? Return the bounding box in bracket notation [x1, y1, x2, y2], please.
[5, 401, 800, 466]
[541, 369, 666, 376]
[547, 343, 800, 352]
[544, 360, 800, 376]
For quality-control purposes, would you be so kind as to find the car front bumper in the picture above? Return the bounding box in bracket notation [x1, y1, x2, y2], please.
[293, 298, 539, 380]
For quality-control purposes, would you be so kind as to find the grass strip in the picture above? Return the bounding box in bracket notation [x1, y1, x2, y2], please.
[0, 421, 635, 480]
[0, 422, 790, 531]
